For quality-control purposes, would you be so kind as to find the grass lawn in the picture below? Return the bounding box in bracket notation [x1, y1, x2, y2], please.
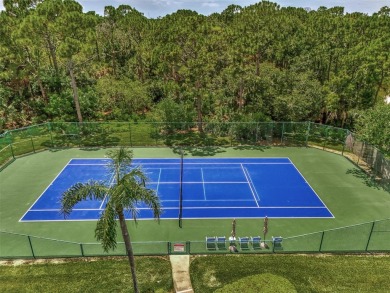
[190, 254, 390, 292]
[2, 254, 389, 292]
[0, 257, 173, 293]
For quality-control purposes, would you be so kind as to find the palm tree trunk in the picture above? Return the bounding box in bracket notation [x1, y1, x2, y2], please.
[118, 210, 139, 293]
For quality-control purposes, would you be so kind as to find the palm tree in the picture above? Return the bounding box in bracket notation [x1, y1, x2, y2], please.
[60, 148, 162, 293]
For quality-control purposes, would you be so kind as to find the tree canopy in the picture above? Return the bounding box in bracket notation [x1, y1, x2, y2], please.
[1, 1, 389, 147]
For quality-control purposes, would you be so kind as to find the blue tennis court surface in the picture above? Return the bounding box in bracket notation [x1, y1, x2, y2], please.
[20, 158, 333, 221]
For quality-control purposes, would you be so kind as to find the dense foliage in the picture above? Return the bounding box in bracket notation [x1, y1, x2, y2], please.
[1, 1, 389, 138]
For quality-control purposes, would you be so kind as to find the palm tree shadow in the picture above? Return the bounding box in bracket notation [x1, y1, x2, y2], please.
[346, 168, 383, 190]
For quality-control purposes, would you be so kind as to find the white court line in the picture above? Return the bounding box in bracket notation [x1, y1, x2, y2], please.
[240, 164, 259, 208]
[19, 158, 73, 222]
[68, 163, 107, 166]
[201, 168, 206, 200]
[24, 157, 334, 220]
[287, 158, 335, 218]
[159, 199, 254, 202]
[21, 215, 334, 222]
[156, 168, 162, 195]
[99, 171, 116, 209]
[242, 166, 261, 202]
[172, 162, 291, 165]
[28, 203, 328, 211]
[148, 181, 248, 184]
[30, 208, 103, 211]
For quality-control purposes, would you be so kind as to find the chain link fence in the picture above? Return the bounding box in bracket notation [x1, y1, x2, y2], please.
[1, 219, 389, 259]
[1, 122, 388, 188]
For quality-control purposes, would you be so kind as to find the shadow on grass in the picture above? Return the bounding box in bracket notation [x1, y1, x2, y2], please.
[79, 147, 104, 151]
[346, 168, 383, 190]
[164, 131, 229, 157]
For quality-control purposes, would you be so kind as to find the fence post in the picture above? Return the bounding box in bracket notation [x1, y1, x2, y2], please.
[27, 236, 36, 259]
[80, 243, 85, 257]
[30, 137, 36, 153]
[76, 122, 81, 147]
[323, 127, 328, 150]
[48, 122, 54, 148]
[186, 241, 191, 254]
[365, 221, 376, 252]
[281, 122, 285, 144]
[28, 126, 36, 153]
[128, 122, 133, 147]
[305, 122, 311, 147]
[357, 142, 364, 165]
[154, 123, 158, 146]
[167, 242, 171, 255]
[10, 143, 15, 159]
[319, 231, 325, 252]
[341, 130, 347, 156]
[230, 123, 233, 147]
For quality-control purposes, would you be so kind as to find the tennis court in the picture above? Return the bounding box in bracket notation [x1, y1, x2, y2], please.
[20, 157, 333, 221]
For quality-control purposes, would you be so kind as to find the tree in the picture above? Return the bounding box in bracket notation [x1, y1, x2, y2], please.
[60, 148, 162, 293]
[55, 0, 98, 123]
[355, 104, 390, 154]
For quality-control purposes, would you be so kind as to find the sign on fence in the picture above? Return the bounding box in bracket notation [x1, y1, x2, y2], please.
[173, 243, 185, 252]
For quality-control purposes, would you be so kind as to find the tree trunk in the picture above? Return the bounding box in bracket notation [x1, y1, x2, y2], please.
[37, 75, 48, 104]
[67, 60, 83, 123]
[45, 33, 59, 74]
[196, 95, 203, 133]
[237, 81, 244, 110]
[118, 210, 139, 293]
[137, 55, 144, 82]
[327, 53, 333, 81]
[374, 65, 385, 103]
[195, 81, 203, 133]
[256, 51, 260, 76]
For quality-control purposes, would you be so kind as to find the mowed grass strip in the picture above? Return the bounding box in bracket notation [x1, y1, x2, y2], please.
[190, 254, 390, 293]
[0, 257, 173, 293]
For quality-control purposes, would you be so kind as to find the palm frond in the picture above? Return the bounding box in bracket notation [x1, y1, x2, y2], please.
[120, 179, 162, 220]
[95, 201, 118, 252]
[60, 181, 108, 217]
[106, 147, 134, 179]
[110, 184, 140, 221]
[138, 189, 162, 219]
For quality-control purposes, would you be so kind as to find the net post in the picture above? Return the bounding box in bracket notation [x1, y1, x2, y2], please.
[178, 148, 184, 228]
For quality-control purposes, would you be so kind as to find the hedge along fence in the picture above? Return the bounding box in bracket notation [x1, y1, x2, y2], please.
[0, 121, 389, 188]
[1, 219, 389, 259]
